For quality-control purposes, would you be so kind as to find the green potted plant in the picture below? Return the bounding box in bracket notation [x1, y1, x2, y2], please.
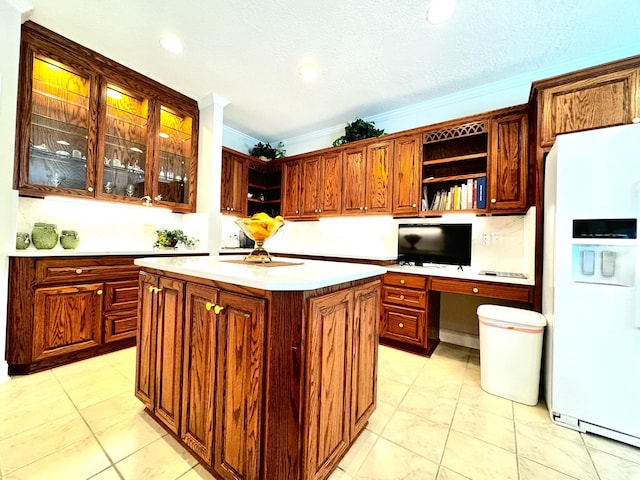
[154, 228, 197, 249]
[332, 118, 385, 146]
[249, 141, 286, 161]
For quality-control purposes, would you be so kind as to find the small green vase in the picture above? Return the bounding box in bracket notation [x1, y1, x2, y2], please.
[31, 223, 58, 249]
[16, 232, 30, 250]
[60, 230, 80, 249]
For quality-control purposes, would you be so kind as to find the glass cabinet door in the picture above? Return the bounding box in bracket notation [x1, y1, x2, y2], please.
[98, 84, 150, 199]
[156, 105, 196, 210]
[28, 56, 92, 192]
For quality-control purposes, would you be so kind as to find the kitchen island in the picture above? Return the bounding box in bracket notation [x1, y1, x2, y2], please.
[134, 255, 385, 480]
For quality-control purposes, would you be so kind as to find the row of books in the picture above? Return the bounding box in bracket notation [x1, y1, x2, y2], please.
[424, 177, 486, 211]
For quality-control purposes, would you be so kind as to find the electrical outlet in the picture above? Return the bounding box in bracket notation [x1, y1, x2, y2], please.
[492, 232, 501, 244]
[481, 233, 491, 246]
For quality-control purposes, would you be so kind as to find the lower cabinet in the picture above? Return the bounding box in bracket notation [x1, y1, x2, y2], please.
[7, 256, 141, 374]
[380, 272, 440, 356]
[135, 269, 381, 480]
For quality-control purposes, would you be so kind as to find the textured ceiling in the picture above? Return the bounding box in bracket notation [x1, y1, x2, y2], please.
[22, 0, 640, 142]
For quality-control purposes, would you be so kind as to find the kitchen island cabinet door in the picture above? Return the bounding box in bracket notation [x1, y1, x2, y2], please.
[181, 283, 218, 464]
[33, 283, 103, 361]
[154, 276, 185, 435]
[303, 289, 353, 480]
[350, 281, 380, 437]
[136, 273, 158, 410]
[213, 291, 265, 480]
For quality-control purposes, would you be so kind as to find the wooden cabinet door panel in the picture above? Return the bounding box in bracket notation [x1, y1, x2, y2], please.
[321, 151, 342, 216]
[351, 281, 380, 437]
[540, 68, 638, 147]
[489, 112, 528, 212]
[104, 279, 138, 311]
[365, 141, 392, 213]
[281, 160, 302, 217]
[221, 151, 248, 215]
[341, 147, 367, 215]
[392, 135, 421, 215]
[136, 273, 157, 409]
[301, 155, 321, 216]
[154, 276, 185, 434]
[33, 283, 103, 360]
[214, 291, 265, 480]
[182, 283, 218, 464]
[304, 289, 353, 480]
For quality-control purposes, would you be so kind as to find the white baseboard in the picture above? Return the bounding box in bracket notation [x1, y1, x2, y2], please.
[440, 329, 480, 350]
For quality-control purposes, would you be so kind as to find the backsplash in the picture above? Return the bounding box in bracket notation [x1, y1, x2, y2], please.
[16, 196, 209, 252]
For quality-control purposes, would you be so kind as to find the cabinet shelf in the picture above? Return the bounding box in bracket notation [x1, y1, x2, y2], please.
[248, 198, 280, 204]
[248, 183, 280, 191]
[423, 152, 487, 166]
[423, 173, 485, 184]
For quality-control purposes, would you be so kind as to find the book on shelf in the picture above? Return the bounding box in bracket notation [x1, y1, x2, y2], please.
[476, 176, 487, 209]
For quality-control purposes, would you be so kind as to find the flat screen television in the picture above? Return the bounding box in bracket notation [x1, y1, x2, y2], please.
[398, 223, 472, 267]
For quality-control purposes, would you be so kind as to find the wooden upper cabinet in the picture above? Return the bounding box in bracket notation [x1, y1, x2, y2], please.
[342, 142, 391, 215]
[391, 135, 421, 216]
[281, 160, 302, 218]
[537, 67, 639, 148]
[300, 151, 342, 217]
[488, 110, 528, 212]
[221, 149, 248, 215]
[14, 22, 199, 212]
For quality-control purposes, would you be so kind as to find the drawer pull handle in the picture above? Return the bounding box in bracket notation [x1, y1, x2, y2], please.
[148, 286, 162, 294]
[96, 289, 103, 295]
[472, 287, 479, 293]
[399, 295, 405, 300]
[87, 186, 94, 193]
[400, 279, 405, 284]
[398, 323, 404, 328]
[491, 198, 496, 204]
[75, 269, 83, 274]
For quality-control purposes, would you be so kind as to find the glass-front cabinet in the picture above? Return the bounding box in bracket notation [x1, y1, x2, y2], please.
[19, 55, 97, 196]
[14, 22, 198, 212]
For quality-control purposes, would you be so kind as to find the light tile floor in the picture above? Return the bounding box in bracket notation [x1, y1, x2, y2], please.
[0, 343, 639, 479]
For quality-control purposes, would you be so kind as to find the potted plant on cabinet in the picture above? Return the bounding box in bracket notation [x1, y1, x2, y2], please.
[249, 141, 286, 161]
[154, 228, 197, 249]
[332, 117, 385, 146]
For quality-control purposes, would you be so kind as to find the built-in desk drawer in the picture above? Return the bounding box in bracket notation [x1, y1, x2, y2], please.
[382, 285, 426, 309]
[383, 272, 427, 290]
[381, 304, 424, 346]
[430, 277, 533, 303]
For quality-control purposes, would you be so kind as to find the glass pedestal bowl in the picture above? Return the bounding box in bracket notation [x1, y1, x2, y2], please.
[235, 214, 285, 262]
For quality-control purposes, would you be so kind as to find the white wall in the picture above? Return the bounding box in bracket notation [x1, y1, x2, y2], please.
[0, 0, 25, 382]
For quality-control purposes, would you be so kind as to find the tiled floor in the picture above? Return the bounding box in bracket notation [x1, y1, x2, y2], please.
[0, 344, 639, 480]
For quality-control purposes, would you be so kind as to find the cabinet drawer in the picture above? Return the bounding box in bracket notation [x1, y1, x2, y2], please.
[104, 280, 139, 311]
[430, 278, 533, 303]
[382, 286, 426, 309]
[381, 305, 425, 347]
[36, 258, 139, 284]
[383, 272, 427, 290]
[104, 310, 137, 343]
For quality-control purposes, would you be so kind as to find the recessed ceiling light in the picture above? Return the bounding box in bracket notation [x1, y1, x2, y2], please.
[426, 0, 457, 24]
[298, 64, 318, 78]
[160, 36, 183, 53]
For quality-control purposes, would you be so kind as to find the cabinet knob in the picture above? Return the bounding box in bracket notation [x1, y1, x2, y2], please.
[472, 287, 479, 293]
[96, 289, 103, 295]
[400, 279, 405, 284]
[360, 207, 364, 210]
[87, 187, 94, 193]
[296, 210, 299, 214]
[318, 209, 322, 213]
[398, 323, 404, 328]
[399, 295, 405, 300]
[75, 269, 83, 274]
[149, 285, 155, 293]
[491, 198, 496, 204]
[364, 206, 368, 210]
[205, 302, 213, 311]
[412, 203, 417, 208]
[632, 117, 640, 124]
[154, 195, 163, 201]
[213, 304, 225, 314]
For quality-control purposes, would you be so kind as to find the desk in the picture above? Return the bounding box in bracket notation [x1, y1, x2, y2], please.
[380, 266, 535, 356]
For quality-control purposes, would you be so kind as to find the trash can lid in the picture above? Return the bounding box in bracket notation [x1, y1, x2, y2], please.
[477, 304, 547, 328]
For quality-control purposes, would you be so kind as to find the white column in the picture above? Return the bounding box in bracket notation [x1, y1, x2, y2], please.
[197, 93, 230, 254]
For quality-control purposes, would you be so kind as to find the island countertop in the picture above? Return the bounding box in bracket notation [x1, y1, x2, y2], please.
[134, 254, 386, 291]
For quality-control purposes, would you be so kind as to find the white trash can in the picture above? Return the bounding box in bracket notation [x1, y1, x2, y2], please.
[477, 304, 546, 405]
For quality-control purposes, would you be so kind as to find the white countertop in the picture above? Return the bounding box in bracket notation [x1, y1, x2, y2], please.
[8, 248, 210, 257]
[386, 263, 535, 286]
[135, 255, 386, 291]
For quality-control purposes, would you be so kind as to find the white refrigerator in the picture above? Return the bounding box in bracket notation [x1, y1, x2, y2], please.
[543, 123, 640, 447]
